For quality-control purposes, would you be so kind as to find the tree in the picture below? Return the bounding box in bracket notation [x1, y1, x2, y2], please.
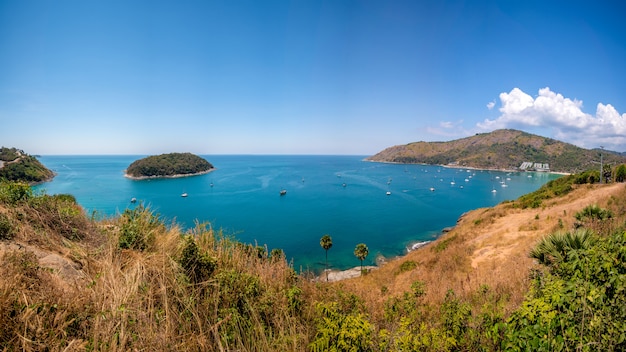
[615, 164, 626, 182]
[320, 234, 333, 281]
[354, 243, 369, 274]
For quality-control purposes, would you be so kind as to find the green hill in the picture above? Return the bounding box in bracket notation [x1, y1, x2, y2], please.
[367, 129, 626, 173]
[126, 152, 214, 179]
[0, 147, 54, 184]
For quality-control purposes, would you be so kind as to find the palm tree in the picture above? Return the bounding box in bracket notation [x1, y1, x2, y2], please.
[530, 229, 596, 268]
[320, 234, 333, 281]
[354, 243, 369, 275]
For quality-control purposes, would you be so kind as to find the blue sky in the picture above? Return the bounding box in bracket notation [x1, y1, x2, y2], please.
[1, 0, 625, 155]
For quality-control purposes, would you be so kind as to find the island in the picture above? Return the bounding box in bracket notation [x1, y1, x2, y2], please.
[0, 147, 55, 184]
[125, 152, 215, 179]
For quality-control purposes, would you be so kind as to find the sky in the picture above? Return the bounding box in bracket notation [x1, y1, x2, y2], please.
[1, 0, 625, 155]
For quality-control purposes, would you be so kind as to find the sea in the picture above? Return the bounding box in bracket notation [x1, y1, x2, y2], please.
[33, 155, 561, 273]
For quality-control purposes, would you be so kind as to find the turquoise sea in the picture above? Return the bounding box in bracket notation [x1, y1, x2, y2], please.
[34, 155, 560, 272]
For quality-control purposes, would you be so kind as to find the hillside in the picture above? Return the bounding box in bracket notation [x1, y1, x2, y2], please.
[125, 152, 214, 179]
[0, 147, 54, 184]
[367, 129, 626, 173]
[1, 175, 626, 350]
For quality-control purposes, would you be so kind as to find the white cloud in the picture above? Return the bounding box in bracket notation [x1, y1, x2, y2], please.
[486, 100, 495, 110]
[477, 87, 626, 151]
[440, 121, 454, 128]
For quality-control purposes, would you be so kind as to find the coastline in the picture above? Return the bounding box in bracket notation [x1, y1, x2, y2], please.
[124, 168, 215, 180]
[317, 266, 378, 282]
[315, 240, 435, 283]
[364, 158, 571, 176]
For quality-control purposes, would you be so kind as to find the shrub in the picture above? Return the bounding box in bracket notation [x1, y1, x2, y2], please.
[505, 230, 626, 351]
[118, 205, 162, 251]
[398, 260, 417, 273]
[574, 204, 613, 222]
[179, 235, 217, 284]
[0, 181, 32, 204]
[432, 234, 458, 253]
[309, 302, 373, 352]
[0, 212, 14, 239]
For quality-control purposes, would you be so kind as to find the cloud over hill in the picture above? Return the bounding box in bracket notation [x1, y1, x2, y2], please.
[478, 87, 626, 152]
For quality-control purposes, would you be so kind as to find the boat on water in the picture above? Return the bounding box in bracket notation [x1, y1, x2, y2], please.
[280, 189, 287, 196]
[130, 197, 137, 203]
[386, 191, 391, 195]
[181, 193, 188, 197]
[429, 187, 435, 191]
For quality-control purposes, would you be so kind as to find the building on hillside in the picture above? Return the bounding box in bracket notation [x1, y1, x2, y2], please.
[519, 162, 550, 172]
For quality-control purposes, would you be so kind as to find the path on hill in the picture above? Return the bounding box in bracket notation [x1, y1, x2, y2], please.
[469, 183, 625, 269]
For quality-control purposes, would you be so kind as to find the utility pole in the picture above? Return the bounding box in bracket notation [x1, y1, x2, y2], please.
[600, 146, 604, 184]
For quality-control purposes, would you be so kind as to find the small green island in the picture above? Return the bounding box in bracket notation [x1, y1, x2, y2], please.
[125, 152, 214, 179]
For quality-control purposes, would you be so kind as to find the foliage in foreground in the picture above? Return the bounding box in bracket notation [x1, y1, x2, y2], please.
[505, 228, 626, 351]
[0, 182, 313, 351]
[2, 179, 626, 351]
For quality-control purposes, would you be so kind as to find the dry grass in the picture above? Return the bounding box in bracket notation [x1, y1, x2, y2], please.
[0, 196, 316, 351]
[1, 181, 625, 351]
[330, 182, 626, 325]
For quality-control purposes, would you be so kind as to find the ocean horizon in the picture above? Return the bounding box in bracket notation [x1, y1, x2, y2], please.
[34, 155, 561, 272]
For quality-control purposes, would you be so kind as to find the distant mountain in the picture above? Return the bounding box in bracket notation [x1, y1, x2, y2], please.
[367, 129, 626, 173]
[0, 147, 54, 184]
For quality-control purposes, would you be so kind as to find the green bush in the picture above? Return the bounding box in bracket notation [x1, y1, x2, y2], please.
[398, 260, 417, 273]
[0, 181, 32, 204]
[179, 235, 217, 284]
[574, 204, 613, 222]
[432, 234, 457, 253]
[516, 175, 574, 209]
[0, 212, 14, 239]
[309, 302, 374, 352]
[505, 229, 626, 351]
[118, 205, 162, 251]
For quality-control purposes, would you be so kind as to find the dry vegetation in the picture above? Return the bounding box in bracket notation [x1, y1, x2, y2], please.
[1, 178, 626, 351]
[328, 182, 626, 333]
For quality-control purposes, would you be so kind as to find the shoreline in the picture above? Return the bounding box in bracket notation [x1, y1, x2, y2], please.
[124, 168, 215, 180]
[314, 240, 435, 283]
[364, 158, 571, 176]
[317, 266, 378, 282]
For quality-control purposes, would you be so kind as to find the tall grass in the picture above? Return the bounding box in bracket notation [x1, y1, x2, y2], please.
[1, 179, 625, 351]
[0, 185, 316, 351]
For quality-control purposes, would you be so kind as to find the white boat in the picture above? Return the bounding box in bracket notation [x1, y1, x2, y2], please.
[280, 189, 287, 196]
[429, 187, 435, 191]
[130, 197, 137, 203]
[181, 193, 188, 197]
[386, 191, 391, 195]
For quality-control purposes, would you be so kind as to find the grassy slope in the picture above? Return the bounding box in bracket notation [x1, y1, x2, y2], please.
[333, 182, 626, 324]
[1, 179, 625, 350]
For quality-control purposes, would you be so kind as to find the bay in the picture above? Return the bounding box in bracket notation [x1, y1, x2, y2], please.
[34, 155, 560, 272]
